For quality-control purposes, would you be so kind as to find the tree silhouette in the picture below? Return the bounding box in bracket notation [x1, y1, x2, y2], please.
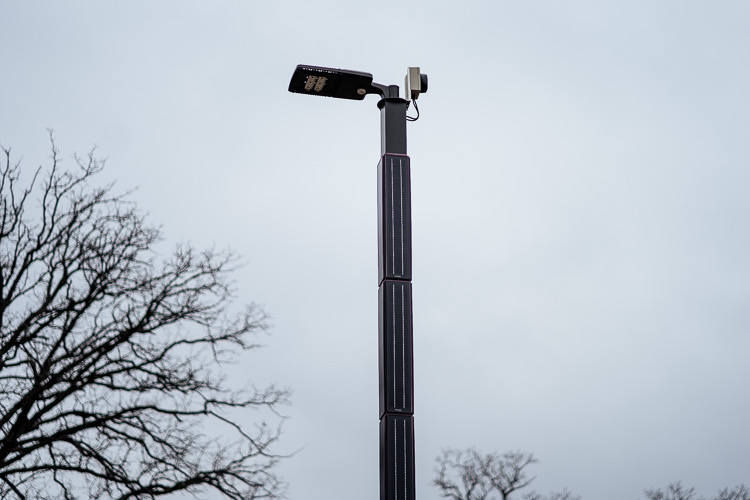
[644, 482, 750, 500]
[715, 485, 750, 500]
[523, 488, 580, 500]
[0, 138, 289, 499]
[433, 448, 578, 500]
[644, 482, 699, 500]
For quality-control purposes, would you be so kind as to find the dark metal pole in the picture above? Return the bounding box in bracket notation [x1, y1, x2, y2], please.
[377, 90, 415, 500]
[288, 64, 426, 500]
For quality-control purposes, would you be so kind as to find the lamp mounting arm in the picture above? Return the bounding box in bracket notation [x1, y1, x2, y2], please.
[370, 82, 400, 99]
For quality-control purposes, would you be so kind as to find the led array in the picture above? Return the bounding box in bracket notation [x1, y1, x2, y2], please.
[304, 75, 328, 92]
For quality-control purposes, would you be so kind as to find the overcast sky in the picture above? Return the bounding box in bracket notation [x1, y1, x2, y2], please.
[2, 2, 750, 499]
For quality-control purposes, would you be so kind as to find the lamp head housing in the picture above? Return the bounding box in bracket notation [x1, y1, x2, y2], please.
[289, 65, 380, 101]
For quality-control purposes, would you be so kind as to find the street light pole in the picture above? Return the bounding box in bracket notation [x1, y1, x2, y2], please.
[377, 90, 414, 500]
[289, 65, 427, 500]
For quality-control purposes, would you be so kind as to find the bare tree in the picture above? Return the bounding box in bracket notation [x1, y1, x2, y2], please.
[523, 488, 581, 500]
[433, 448, 580, 500]
[644, 483, 750, 500]
[434, 448, 538, 500]
[715, 485, 750, 500]
[0, 138, 289, 500]
[644, 482, 700, 500]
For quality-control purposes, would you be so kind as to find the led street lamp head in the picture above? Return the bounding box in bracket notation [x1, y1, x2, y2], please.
[289, 65, 381, 101]
[289, 64, 429, 104]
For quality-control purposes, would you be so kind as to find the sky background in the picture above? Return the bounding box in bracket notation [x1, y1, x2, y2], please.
[2, 1, 750, 499]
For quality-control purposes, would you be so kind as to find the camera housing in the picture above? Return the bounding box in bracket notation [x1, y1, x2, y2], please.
[405, 67, 428, 100]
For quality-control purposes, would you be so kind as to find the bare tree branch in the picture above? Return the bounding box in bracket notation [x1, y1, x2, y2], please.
[645, 482, 750, 500]
[715, 485, 750, 500]
[644, 482, 701, 500]
[434, 448, 580, 500]
[523, 488, 581, 500]
[0, 138, 290, 499]
[434, 448, 538, 500]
